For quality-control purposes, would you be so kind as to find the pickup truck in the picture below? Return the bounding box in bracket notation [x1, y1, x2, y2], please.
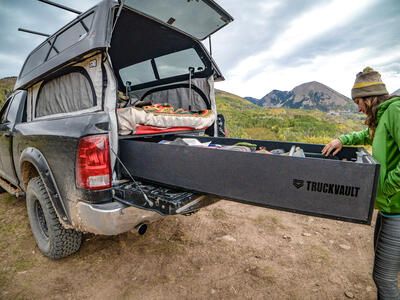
[0, 0, 379, 259]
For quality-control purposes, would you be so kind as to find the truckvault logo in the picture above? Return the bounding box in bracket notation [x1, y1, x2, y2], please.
[293, 179, 360, 198]
[293, 179, 304, 189]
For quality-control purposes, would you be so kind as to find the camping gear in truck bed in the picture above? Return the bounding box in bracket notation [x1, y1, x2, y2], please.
[117, 104, 215, 135]
[118, 135, 379, 224]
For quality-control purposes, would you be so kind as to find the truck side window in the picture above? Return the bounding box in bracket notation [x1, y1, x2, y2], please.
[7, 92, 24, 124]
[35, 70, 96, 118]
[0, 97, 12, 124]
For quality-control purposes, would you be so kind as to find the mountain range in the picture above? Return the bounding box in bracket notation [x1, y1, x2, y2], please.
[245, 81, 358, 112]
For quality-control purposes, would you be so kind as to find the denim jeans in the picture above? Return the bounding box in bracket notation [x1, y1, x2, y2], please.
[373, 212, 400, 300]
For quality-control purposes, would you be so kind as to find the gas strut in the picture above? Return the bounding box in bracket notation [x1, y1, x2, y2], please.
[18, 28, 50, 37]
[188, 67, 195, 111]
[37, 0, 82, 14]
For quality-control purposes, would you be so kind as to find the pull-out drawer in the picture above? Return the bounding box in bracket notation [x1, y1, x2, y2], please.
[119, 135, 379, 224]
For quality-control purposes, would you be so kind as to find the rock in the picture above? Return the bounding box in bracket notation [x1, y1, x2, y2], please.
[17, 271, 27, 275]
[302, 232, 312, 237]
[344, 291, 354, 298]
[328, 275, 341, 285]
[366, 286, 373, 292]
[216, 235, 236, 242]
[211, 289, 216, 295]
[329, 240, 334, 244]
[339, 244, 351, 250]
[282, 234, 292, 241]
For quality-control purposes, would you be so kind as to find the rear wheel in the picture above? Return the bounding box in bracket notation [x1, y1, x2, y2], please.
[26, 177, 82, 259]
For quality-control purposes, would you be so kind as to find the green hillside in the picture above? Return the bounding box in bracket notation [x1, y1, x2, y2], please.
[0, 77, 16, 107]
[216, 90, 365, 145]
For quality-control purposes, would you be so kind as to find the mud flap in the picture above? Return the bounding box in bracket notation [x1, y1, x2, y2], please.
[118, 136, 379, 224]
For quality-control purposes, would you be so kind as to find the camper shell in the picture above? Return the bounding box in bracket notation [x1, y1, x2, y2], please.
[15, 0, 232, 90]
[0, 0, 379, 259]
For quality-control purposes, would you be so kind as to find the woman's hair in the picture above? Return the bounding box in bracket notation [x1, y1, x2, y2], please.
[362, 94, 391, 139]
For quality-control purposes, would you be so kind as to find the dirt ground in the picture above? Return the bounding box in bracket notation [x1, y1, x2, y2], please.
[0, 192, 377, 299]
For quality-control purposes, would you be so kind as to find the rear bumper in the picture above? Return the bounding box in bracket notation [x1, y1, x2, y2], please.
[73, 201, 163, 235]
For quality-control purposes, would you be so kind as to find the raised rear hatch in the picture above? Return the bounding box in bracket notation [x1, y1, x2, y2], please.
[123, 0, 234, 40]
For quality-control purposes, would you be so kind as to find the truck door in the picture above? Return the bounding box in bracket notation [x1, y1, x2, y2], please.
[0, 91, 26, 186]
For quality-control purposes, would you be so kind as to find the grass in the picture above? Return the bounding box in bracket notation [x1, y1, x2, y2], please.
[245, 265, 276, 284]
[0, 77, 16, 107]
[14, 259, 35, 272]
[252, 214, 284, 231]
[211, 207, 229, 220]
[216, 90, 365, 145]
[303, 244, 331, 265]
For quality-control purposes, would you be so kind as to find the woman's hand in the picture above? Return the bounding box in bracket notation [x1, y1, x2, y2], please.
[322, 139, 343, 156]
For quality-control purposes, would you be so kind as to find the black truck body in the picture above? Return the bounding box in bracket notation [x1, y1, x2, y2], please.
[0, 0, 379, 259]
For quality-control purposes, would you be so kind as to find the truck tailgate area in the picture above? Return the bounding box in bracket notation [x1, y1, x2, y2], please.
[118, 135, 379, 224]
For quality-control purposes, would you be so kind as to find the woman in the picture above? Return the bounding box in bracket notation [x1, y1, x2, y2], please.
[323, 67, 400, 299]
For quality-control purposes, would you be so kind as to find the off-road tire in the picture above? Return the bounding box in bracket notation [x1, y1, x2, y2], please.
[26, 177, 82, 259]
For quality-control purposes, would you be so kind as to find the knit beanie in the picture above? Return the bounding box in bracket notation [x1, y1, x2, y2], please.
[351, 67, 389, 99]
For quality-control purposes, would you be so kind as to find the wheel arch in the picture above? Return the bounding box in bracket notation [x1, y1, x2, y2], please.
[20, 147, 71, 226]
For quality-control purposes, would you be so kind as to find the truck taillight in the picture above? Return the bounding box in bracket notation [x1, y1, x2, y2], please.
[76, 135, 111, 190]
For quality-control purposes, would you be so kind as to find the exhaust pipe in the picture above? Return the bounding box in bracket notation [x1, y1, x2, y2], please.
[136, 223, 148, 235]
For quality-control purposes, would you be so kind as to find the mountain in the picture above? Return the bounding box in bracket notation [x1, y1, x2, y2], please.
[246, 81, 356, 112]
[244, 96, 261, 105]
[0, 76, 16, 107]
[216, 89, 258, 110]
[216, 89, 364, 144]
[392, 88, 400, 96]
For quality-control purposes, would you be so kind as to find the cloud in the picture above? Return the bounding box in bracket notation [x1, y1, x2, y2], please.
[0, 0, 97, 77]
[0, 0, 398, 97]
[214, 0, 400, 97]
[216, 44, 400, 98]
[210, 0, 324, 74]
[273, 0, 400, 67]
[226, 0, 376, 80]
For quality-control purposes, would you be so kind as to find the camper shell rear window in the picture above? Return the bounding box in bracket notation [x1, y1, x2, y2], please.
[110, 7, 212, 91]
[119, 48, 206, 86]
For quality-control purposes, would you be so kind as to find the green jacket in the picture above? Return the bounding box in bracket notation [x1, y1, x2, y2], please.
[339, 97, 400, 213]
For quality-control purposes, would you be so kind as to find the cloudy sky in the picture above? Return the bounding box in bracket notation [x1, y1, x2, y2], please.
[0, 0, 399, 98]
